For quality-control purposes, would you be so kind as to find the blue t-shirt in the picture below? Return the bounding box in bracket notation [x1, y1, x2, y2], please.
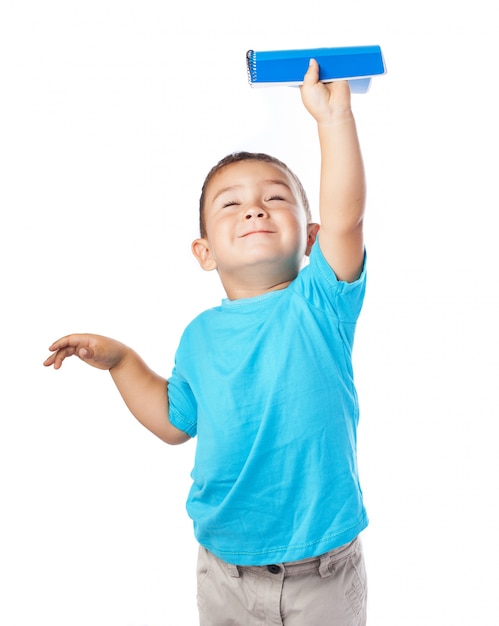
[168, 240, 368, 565]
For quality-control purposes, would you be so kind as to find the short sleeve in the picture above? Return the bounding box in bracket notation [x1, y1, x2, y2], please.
[301, 240, 366, 324]
[167, 366, 198, 438]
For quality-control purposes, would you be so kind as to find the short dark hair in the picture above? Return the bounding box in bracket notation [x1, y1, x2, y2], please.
[198, 151, 311, 238]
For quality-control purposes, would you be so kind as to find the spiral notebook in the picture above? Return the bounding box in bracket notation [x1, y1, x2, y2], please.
[246, 45, 386, 93]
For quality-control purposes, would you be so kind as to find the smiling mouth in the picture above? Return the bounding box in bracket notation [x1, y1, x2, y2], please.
[240, 230, 275, 237]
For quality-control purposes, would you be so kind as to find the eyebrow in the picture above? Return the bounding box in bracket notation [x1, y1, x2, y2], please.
[211, 179, 293, 203]
[212, 184, 242, 203]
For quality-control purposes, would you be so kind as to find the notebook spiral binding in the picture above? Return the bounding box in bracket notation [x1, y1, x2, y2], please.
[246, 50, 257, 85]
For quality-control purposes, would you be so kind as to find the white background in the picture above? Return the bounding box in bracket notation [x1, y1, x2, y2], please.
[1, 1, 498, 624]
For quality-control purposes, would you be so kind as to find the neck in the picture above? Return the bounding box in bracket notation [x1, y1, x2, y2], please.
[221, 276, 295, 301]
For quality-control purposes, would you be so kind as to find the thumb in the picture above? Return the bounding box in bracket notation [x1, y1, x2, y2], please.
[302, 58, 319, 84]
[78, 347, 94, 360]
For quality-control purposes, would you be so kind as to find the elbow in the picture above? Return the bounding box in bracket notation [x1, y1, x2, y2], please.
[159, 427, 191, 446]
[168, 434, 191, 446]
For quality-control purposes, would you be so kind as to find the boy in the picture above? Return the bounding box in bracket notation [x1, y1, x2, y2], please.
[44, 59, 369, 625]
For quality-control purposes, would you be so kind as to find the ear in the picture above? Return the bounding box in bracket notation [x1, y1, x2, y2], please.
[305, 223, 320, 256]
[191, 238, 218, 271]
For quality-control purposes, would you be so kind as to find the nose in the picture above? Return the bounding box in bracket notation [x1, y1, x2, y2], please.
[244, 205, 268, 220]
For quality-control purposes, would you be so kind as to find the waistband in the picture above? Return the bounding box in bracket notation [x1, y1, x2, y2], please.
[213, 536, 360, 580]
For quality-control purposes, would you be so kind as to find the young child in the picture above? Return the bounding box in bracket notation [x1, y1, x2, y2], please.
[44, 59, 369, 625]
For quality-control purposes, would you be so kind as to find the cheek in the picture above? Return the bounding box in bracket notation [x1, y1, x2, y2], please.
[287, 215, 308, 243]
[206, 223, 230, 258]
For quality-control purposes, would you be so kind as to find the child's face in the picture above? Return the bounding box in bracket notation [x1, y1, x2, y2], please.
[192, 160, 318, 291]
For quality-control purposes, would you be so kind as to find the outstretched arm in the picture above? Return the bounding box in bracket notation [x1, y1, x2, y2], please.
[44, 334, 189, 445]
[300, 59, 366, 283]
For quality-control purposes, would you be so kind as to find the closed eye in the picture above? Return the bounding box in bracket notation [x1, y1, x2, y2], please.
[222, 201, 240, 208]
[266, 195, 286, 202]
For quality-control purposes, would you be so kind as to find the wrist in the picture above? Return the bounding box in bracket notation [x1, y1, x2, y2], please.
[317, 108, 355, 128]
[108, 343, 131, 372]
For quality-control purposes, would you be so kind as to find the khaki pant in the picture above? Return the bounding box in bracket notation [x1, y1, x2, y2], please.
[197, 537, 367, 625]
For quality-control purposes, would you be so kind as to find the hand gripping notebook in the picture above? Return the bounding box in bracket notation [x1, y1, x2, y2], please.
[246, 45, 386, 93]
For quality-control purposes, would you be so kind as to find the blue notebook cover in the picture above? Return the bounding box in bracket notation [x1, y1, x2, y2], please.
[246, 45, 386, 93]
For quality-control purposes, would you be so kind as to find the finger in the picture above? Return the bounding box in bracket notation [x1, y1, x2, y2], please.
[48, 334, 80, 352]
[51, 346, 78, 369]
[43, 354, 56, 367]
[44, 345, 94, 369]
[332, 79, 351, 94]
[77, 347, 94, 361]
[302, 58, 319, 84]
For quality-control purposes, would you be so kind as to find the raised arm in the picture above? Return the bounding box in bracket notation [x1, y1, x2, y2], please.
[44, 334, 189, 445]
[300, 59, 366, 283]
